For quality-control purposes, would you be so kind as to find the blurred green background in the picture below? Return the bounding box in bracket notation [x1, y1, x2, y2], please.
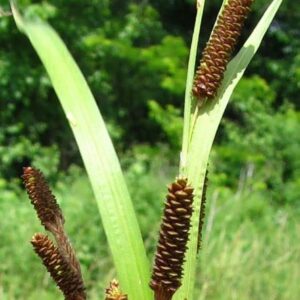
[0, 0, 299, 299]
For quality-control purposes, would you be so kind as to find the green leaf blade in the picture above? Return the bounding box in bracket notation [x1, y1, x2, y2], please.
[10, 2, 152, 299]
[181, 0, 206, 173]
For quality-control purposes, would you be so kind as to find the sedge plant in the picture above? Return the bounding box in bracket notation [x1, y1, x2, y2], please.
[9, 0, 282, 299]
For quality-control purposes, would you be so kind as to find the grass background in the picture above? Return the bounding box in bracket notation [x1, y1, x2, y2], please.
[1, 155, 299, 300]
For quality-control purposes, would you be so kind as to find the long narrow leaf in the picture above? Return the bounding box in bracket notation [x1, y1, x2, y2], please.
[181, 0, 205, 173]
[10, 2, 152, 299]
[175, 0, 282, 299]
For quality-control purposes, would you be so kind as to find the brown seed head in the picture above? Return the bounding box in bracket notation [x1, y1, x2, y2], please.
[31, 233, 86, 300]
[193, 0, 254, 102]
[22, 166, 64, 231]
[105, 279, 128, 300]
[150, 178, 194, 300]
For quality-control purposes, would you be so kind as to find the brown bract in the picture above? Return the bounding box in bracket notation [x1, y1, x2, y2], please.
[193, 0, 254, 102]
[150, 178, 194, 300]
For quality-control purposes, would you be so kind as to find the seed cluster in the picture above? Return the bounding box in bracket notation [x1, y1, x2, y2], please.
[105, 279, 128, 300]
[22, 167, 64, 230]
[193, 0, 254, 101]
[150, 178, 194, 300]
[23, 167, 86, 300]
[31, 233, 86, 300]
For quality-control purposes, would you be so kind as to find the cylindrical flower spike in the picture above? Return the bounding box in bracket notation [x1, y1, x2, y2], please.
[150, 178, 194, 300]
[31, 233, 86, 300]
[193, 0, 254, 102]
[22, 166, 64, 231]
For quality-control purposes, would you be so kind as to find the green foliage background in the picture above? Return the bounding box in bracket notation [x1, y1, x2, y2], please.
[0, 0, 299, 299]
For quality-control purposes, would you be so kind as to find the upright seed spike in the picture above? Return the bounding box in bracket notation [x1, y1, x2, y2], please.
[193, 0, 254, 102]
[22, 166, 64, 231]
[150, 177, 194, 300]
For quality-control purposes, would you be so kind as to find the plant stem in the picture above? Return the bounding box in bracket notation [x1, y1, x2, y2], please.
[180, 1, 205, 176]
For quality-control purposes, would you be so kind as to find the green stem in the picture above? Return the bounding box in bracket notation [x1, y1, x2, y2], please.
[180, 1, 205, 176]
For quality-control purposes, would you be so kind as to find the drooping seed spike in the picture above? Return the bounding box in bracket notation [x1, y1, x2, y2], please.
[193, 0, 254, 102]
[197, 170, 209, 253]
[31, 233, 86, 300]
[22, 166, 64, 231]
[150, 177, 194, 300]
[24, 167, 85, 299]
[105, 279, 128, 300]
